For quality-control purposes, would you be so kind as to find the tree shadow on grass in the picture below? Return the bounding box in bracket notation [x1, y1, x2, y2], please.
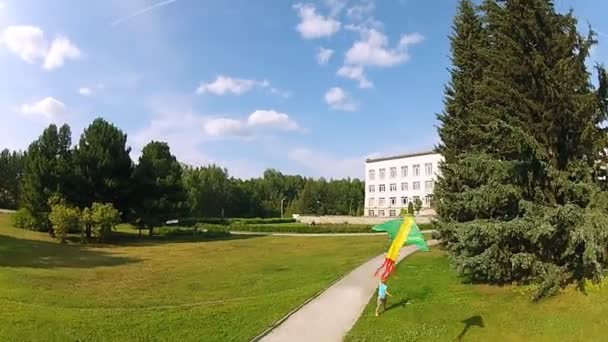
[0, 234, 139, 269]
[456, 315, 484, 341]
[103, 231, 265, 247]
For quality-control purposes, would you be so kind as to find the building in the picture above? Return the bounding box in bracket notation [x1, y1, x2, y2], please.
[364, 151, 442, 217]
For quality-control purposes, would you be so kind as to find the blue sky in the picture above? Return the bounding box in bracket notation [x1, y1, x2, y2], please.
[0, 0, 606, 179]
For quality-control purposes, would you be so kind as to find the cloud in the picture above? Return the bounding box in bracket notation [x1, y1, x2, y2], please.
[111, 0, 179, 26]
[324, 0, 348, 17]
[293, 3, 341, 39]
[288, 147, 364, 179]
[346, 1, 375, 21]
[316, 47, 334, 65]
[0, 25, 81, 70]
[206, 109, 300, 137]
[196, 75, 290, 98]
[248, 110, 299, 130]
[0, 2, 4, 10]
[337, 65, 372, 88]
[345, 28, 423, 67]
[20, 97, 67, 120]
[324, 87, 358, 111]
[78, 87, 93, 96]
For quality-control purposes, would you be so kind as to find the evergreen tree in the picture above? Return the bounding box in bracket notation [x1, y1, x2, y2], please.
[20, 124, 73, 232]
[0, 149, 25, 209]
[131, 141, 185, 236]
[73, 118, 133, 213]
[436, 0, 608, 300]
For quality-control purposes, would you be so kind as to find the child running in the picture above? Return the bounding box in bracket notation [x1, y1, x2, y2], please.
[375, 277, 392, 316]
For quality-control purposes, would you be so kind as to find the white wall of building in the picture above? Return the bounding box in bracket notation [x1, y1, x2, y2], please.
[364, 152, 442, 217]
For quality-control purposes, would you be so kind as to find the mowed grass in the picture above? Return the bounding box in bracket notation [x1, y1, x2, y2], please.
[0, 214, 386, 341]
[346, 249, 608, 342]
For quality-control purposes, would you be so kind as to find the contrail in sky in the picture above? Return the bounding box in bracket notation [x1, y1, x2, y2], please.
[111, 0, 178, 26]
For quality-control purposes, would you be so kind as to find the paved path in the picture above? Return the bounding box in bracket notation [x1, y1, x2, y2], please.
[231, 230, 436, 237]
[258, 240, 439, 342]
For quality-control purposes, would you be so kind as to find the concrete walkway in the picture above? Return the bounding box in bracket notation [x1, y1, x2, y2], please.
[258, 240, 439, 342]
[231, 230, 436, 237]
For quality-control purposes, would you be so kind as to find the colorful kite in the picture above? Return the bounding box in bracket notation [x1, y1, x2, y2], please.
[373, 216, 429, 279]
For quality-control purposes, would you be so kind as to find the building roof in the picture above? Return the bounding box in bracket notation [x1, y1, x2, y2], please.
[365, 151, 438, 163]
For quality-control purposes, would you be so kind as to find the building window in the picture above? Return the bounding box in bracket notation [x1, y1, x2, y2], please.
[425, 163, 433, 176]
[379, 168, 386, 180]
[390, 183, 397, 192]
[401, 166, 408, 177]
[401, 182, 408, 191]
[368, 210, 375, 216]
[379, 184, 386, 192]
[389, 210, 396, 217]
[413, 164, 420, 177]
[401, 196, 408, 205]
[368, 198, 374, 207]
[378, 210, 385, 217]
[413, 181, 420, 191]
[413, 196, 420, 204]
[424, 195, 433, 207]
[369, 185, 375, 193]
[425, 180, 434, 191]
[390, 197, 396, 205]
[369, 169, 375, 180]
[379, 198, 385, 206]
[389, 167, 397, 178]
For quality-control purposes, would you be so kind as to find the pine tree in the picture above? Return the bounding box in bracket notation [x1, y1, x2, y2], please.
[131, 141, 185, 236]
[437, 0, 608, 299]
[73, 118, 133, 214]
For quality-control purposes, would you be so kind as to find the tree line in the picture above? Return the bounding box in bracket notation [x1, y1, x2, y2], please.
[0, 118, 365, 237]
[436, 0, 608, 300]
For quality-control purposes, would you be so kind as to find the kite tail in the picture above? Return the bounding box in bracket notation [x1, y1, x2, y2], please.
[375, 257, 396, 279]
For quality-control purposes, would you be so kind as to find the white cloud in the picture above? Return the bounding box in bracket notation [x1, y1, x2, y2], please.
[345, 28, 422, 67]
[20, 97, 67, 120]
[316, 47, 334, 65]
[324, 87, 358, 111]
[204, 118, 249, 137]
[293, 3, 341, 39]
[324, 0, 348, 17]
[196, 75, 267, 95]
[270, 87, 292, 99]
[288, 147, 364, 179]
[346, 1, 375, 21]
[43, 36, 81, 70]
[337, 65, 372, 88]
[78, 87, 93, 96]
[0, 2, 5, 10]
[0, 25, 81, 70]
[248, 110, 299, 130]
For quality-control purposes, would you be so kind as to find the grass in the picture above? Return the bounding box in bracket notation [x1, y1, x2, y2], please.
[0, 214, 386, 341]
[346, 248, 608, 342]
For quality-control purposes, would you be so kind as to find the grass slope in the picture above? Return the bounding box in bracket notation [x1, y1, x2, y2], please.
[346, 249, 608, 342]
[0, 214, 385, 341]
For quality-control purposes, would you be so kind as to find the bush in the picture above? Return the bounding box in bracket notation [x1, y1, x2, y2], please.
[48, 204, 80, 243]
[233, 217, 296, 224]
[12, 208, 36, 230]
[173, 217, 232, 227]
[157, 225, 230, 239]
[90, 203, 121, 242]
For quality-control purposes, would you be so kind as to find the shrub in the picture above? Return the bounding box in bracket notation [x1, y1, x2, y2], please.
[157, 225, 230, 239]
[173, 217, 232, 227]
[407, 202, 415, 215]
[12, 208, 36, 230]
[233, 217, 296, 224]
[90, 203, 121, 242]
[48, 204, 80, 243]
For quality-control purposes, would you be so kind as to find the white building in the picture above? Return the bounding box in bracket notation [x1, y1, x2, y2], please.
[364, 151, 442, 217]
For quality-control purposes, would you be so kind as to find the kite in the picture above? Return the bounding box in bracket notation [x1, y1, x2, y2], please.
[373, 215, 429, 280]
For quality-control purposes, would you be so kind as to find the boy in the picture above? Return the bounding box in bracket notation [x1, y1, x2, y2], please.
[375, 277, 392, 316]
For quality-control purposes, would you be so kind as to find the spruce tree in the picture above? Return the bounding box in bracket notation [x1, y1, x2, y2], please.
[20, 124, 73, 232]
[437, 0, 608, 299]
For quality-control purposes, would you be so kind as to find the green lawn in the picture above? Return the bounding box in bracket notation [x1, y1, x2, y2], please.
[0, 214, 385, 341]
[346, 249, 608, 342]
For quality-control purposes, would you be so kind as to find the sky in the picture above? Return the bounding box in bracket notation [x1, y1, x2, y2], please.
[0, 0, 606, 179]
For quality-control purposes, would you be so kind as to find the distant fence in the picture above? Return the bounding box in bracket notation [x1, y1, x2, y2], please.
[293, 212, 435, 225]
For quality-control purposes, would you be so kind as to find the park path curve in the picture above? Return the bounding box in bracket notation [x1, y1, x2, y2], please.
[257, 239, 439, 342]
